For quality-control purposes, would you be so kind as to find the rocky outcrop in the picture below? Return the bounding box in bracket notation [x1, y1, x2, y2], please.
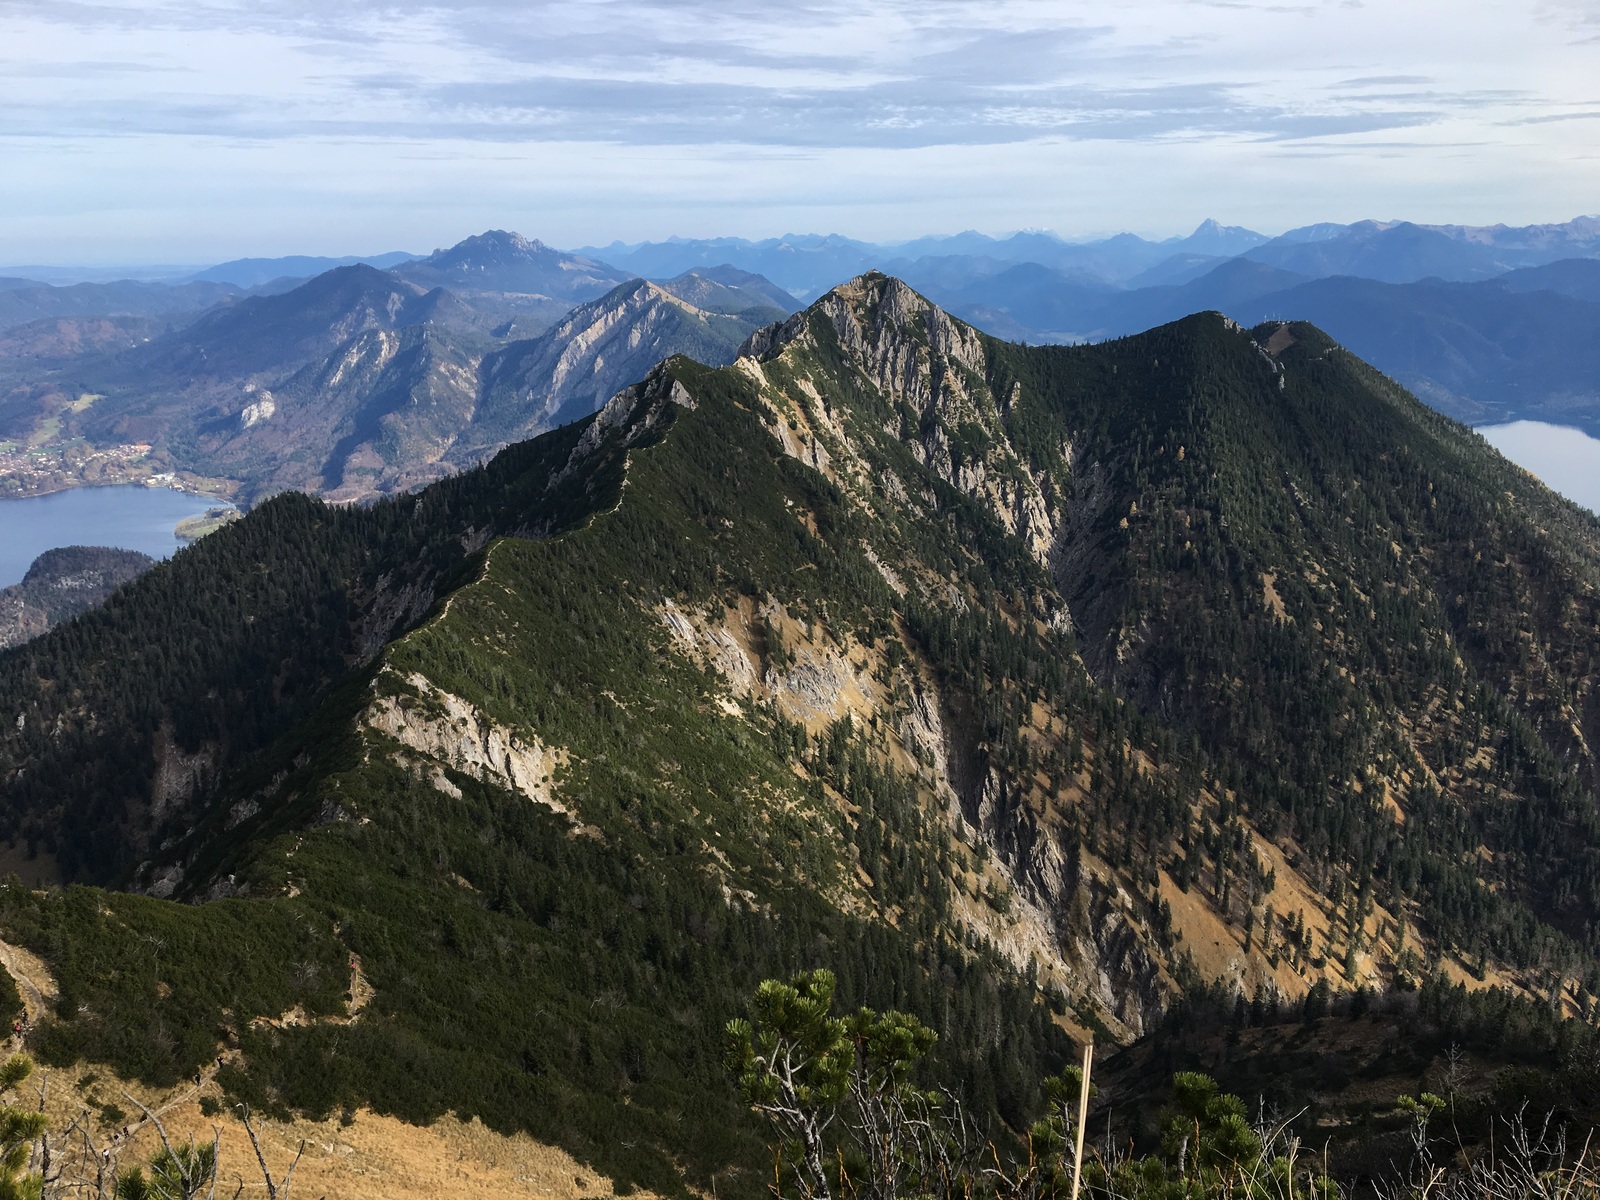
[548, 363, 696, 491]
[658, 600, 759, 696]
[748, 275, 1062, 570]
[365, 670, 568, 815]
[239, 386, 277, 427]
[150, 722, 218, 824]
[656, 597, 885, 732]
[1075, 892, 1168, 1035]
[309, 329, 401, 392]
[353, 571, 440, 663]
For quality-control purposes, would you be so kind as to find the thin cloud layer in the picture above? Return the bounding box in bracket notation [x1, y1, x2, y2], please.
[0, 0, 1564, 146]
[1, 0, 1597, 258]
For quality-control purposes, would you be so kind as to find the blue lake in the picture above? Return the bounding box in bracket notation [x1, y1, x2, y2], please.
[1478, 421, 1600, 515]
[0, 485, 221, 587]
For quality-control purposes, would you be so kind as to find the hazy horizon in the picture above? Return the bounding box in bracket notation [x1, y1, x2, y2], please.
[0, 219, 1241, 274]
[8, 211, 1600, 277]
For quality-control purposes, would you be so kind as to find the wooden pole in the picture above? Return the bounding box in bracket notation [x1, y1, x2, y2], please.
[1069, 1040, 1093, 1200]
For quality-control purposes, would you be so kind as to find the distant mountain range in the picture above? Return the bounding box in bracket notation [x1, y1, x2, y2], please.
[186, 251, 419, 288]
[1230, 271, 1600, 431]
[0, 279, 246, 335]
[578, 215, 1600, 296]
[563, 218, 1600, 436]
[14, 213, 1598, 298]
[573, 220, 1272, 296]
[904, 255, 1600, 436]
[395, 230, 625, 298]
[1, 216, 1598, 509]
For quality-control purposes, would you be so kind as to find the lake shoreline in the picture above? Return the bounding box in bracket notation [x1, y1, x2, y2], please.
[0, 485, 238, 588]
[0, 440, 238, 503]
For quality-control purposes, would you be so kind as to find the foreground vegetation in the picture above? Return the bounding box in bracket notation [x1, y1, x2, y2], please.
[0, 1049, 301, 1200]
[731, 971, 1600, 1200]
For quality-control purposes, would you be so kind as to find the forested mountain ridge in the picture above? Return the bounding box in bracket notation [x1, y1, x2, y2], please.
[737, 276, 1600, 981]
[911, 257, 1600, 437]
[0, 278, 244, 335]
[2, 275, 1600, 1194]
[0, 420, 610, 879]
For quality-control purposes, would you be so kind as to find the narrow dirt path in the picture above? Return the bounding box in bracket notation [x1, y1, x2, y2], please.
[0, 937, 55, 1023]
[140, 1049, 241, 1123]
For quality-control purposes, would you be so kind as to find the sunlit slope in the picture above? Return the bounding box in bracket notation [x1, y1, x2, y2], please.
[734, 275, 1600, 983]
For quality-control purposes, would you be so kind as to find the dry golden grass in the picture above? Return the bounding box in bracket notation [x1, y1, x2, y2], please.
[1, 942, 645, 1200]
[155, 1102, 632, 1200]
[31, 1062, 648, 1200]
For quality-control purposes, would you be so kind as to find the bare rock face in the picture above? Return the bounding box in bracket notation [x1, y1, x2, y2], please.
[745, 275, 1062, 569]
[365, 670, 569, 816]
[150, 721, 218, 824]
[1076, 896, 1168, 1034]
[461, 280, 759, 467]
[729, 274, 1177, 1031]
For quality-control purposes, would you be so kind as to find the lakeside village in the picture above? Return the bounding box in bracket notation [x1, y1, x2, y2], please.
[0, 440, 239, 539]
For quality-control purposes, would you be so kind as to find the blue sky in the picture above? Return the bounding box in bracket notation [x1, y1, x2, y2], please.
[4, 0, 1600, 262]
